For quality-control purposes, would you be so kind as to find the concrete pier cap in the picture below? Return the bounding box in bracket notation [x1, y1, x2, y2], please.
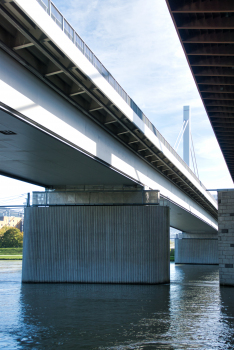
[32, 186, 160, 206]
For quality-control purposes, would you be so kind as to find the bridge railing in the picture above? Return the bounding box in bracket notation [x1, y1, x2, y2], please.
[35, 0, 215, 202]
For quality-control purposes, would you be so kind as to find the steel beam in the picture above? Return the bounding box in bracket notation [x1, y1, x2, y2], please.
[194, 67, 234, 77]
[45, 70, 63, 77]
[13, 42, 34, 50]
[202, 93, 234, 100]
[69, 91, 85, 97]
[182, 31, 234, 44]
[197, 76, 234, 85]
[207, 108, 234, 113]
[205, 100, 234, 106]
[176, 15, 234, 30]
[186, 44, 234, 56]
[169, 0, 234, 13]
[190, 56, 234, 67]
[200, 86, 234, 93]
[89, 106, 103, 112]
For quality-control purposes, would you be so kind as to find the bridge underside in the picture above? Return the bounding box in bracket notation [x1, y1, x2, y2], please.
[0, 103, 216, 234]
[0, 106, 136, 187]
[166, 0, 234, 181]
[166, 0, 234, 275]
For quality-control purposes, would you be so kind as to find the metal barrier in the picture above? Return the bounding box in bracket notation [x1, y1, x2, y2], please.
[35, 0, 214, 201]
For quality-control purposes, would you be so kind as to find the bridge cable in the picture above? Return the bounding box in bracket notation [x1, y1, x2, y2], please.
[174, 120, 186, 150]
[174, 120, 188, 151]
[190, 132, 199, 179]
[190, 148, 196, 176]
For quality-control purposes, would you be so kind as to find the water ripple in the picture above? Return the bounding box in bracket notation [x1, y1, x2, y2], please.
[0, 262, 234, 349]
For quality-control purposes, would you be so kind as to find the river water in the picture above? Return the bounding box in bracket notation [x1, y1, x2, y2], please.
[1, 261, 234, 350]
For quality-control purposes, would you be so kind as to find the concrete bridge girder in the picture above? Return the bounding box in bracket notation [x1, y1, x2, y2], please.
[0, 48, 216, 233]
[0, 0, 218, 234]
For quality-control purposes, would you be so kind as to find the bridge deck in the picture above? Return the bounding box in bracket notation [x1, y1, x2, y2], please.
[166, 0, 234, 183]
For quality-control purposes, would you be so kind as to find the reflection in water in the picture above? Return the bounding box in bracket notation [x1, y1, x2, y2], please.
[19, 284, 171, 349]
[220, 287, 234, 348]
[169, 264, 223, 349]
[1, 262, 234, 349]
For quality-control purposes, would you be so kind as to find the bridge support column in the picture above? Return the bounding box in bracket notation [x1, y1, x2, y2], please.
[22, 205, 170, 284]
[175, 233, 218, 264]
[218, 190, 234, 286]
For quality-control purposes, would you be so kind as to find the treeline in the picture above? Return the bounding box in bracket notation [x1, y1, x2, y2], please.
[0, 226, 23, 248]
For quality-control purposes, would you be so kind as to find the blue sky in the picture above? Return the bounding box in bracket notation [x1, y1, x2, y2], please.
[0, 0, 233, 205]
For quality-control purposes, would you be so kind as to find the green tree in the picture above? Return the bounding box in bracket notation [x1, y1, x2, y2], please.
[0, 225, 9, 248]
[0, 225, 10, 235]
[0, 228, 23, 248]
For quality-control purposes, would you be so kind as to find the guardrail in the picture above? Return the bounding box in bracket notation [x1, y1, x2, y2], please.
[35, 0, 215, 202]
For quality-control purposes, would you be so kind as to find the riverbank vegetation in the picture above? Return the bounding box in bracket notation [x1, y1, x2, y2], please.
[170, 248, 174, 262]
[0, 226, 23, 259]
[0, 226, 23, 247]
[0, 248, 22, 259]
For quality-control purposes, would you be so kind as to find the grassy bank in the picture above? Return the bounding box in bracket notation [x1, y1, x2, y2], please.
[0, 247, 174, 261]
[170, 248, 174, 262]
[0, 248, 23, 260]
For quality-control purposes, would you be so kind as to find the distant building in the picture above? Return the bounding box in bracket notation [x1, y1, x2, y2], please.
[0, 216, 22, 231]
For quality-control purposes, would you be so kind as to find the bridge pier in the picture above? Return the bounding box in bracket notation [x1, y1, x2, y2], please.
[22, 190, 170, 284]
[218, 190, 234, 286]
[175, 233, 218, 265]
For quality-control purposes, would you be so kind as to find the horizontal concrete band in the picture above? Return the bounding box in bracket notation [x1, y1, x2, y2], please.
[175, 238, 218, 265]
[22, 205, 170, 284]
[32, 190, 160, 206]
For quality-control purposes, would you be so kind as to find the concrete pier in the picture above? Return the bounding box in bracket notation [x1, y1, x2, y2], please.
[22, 203, 170, 284]
[175, 235, 218, 265]
[218, 190, 234, 286]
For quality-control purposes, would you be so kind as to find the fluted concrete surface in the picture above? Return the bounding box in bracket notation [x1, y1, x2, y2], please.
[175, 238, 218, 264]
[218, 190, 234, 286]
[22, 205, 170, 284]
